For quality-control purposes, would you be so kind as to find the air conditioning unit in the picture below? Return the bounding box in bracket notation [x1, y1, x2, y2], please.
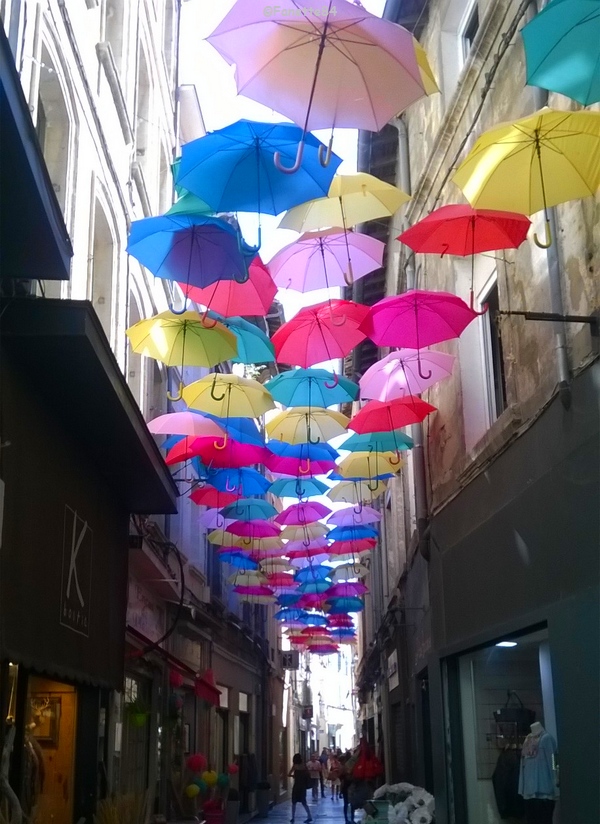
[281, 650, 300, 670]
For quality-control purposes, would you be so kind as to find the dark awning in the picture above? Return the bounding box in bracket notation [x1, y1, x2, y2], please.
[0, 26, 72, 280]
[1, 297, 178, 514]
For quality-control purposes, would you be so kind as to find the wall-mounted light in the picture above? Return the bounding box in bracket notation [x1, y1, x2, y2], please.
[496, 641, 517, 648]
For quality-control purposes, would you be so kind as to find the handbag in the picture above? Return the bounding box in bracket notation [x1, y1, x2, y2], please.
[493, 691, 536, 735]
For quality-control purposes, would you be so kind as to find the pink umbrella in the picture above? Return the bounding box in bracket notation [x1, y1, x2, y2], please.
[327, 582, 368, 597]
[233, 585, 275, 596]
[327, 615, 354, 627]
[359, 349, 455, 400]
[309, 644, 339, 655]
[268, 229, 384, 292]
[199, 510, 235, 530]
[296, 594, 329, 610]
[275, 501, 332, 526]
[148, 411, 227, 437]
[327, 506, 381, 527]
[265, 454, 337, 477]
[165, 437, 269, 468]
[266, 572, 298, 588]
[181, 256, 276, 317]
[328, 539, 377, 555]
[226, 520, 281, 539]
[360, 290, 480, 379]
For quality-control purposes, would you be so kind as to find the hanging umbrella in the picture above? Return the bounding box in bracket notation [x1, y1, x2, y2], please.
[200, 313, 275, 365]
[126, 214, 249, 290]
[207, 467, 271, 496]
[274, 608, 311, 622]
[285, 537, 331, 556]
[360, 349, 455, 400]
[166, 190, 213, 217]
[227, 570, 267, 585]
[266, 407, 349, 445]
[165, 437, 268, 469]
[265, 367, 358, 408]
[218, 552, 259, 570]
[328, 614, 355, 626]
[336, 452, 405, 480]
[266, 571, 297, 587]
[226, 520, 281, 539]
[325, 538, 377, 555]
[293, 565, 334, 582]
[452, 109, 600, 247]
[328, 525, 378, 541]
[277, 595, 303, 609]
[233, 585, 276, 603]
[327, 480, 387, 504]
[275, 502, 331, 526]
[272, 299, 369, 368]
[326, 582, 368, 597]
[349, 397, 436, 433]
[296, 595, 329, 611]
[327, 596, 365, 613]
[181, 256, 277, 318]
[308, 644, 340, 655]
[298, 580, 333, 595]
[280, 523, 330, 542]
[189, 486, 241, 507]
[265, 446, 337, 478]
[221, 499, 278, 521]
[200, 510, 235, 530]
[521, 0, 600, 106]
[331, 563, 370, 581]
[328, 469, 394, 482]
[209, 531, 284, 550]
[268, 478, 329, 499]
[268, 228, 385, 291]
[266, 441, 339, 462]
[148, 412, 227, 438]
[341, 430, 414, 455]
[178, 120, 342, 219]
[206, 0, 427, 172]
[327, 507, 381, 527]
[182, 374, 275, 421]
[204, 415, 265, 447]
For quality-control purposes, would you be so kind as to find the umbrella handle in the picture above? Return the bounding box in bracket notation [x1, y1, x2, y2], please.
[416, 353, 433, 381]
[216, 514, 224, 529]
[167, 381, 185, 402]
[214, 435, 228, 450]
[225, 478, 237, 493]
[329, 303, 347, 327]
[468, 290, 489, 316]
[274, 140, 305, 174]
[210, 380, 226, 401]
[533, 219, 552, 249]
[353, 502, 363, 515]
[388, 449, 402, 466]
[308, 430, 321, 446]
[170, 297, 189, 315]
[324, 372, 339, 389]
[367, 478, 380, 493]
[299, 458, 311, 475]
[298, 508, 307, 525]
[242, 537, 252, 546]
[318, 137, 333, 168]
[302, 535, 311, 548]
[201, 309, 219, 329]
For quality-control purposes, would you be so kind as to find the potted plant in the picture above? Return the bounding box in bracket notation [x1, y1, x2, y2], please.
[125, 699, 150, 728]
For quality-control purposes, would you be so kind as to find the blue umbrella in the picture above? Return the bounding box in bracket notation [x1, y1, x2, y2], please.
[202, 414, 265, 447]
[341, 430, 414, 453]
[126, 214, 250, 292]
[277, 593, 302, 607]
[274, 608, 311, 622]
[204, 313, 274, 365]
[297, 580, 331, 594]
[327, 525, 379, 542]
[218, 552, 259, 570]
[178, 120, 342, 217]
[208, 468, 271, 496]
[221, 498, 278, 521]
[294, 565, 334, 582]
[267, 441, 339, 461]
[265, 368, 359, 408]
[268, 478, 329, 499]
[327, 597, 365, 614]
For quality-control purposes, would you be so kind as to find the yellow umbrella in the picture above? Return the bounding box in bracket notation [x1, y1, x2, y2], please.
[279, 173, 410, 233]
[327, 480, 387, 504]
[207, 531, 285, 550]
[182, 374, 275, 418]
[452, 108, 600, 247]
[266, 407, 349, 444]
[259, 559, 292, 574]
[332, 562, 370, 581]
[414, 39, 439, 97]
[337, 451, 405, 480]
[280, 523, 330, 542]
[227, 570, 267, 585]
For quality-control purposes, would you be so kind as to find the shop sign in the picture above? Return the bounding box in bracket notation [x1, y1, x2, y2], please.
[387, 650, 399, 691]
[127, 579, 165, 643]
[60, 505, 93, 637]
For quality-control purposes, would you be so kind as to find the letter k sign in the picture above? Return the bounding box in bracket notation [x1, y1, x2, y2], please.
[67, 510, 88, 607]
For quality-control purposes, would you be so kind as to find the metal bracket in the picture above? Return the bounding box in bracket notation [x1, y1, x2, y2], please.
[498, 309, 599, 337]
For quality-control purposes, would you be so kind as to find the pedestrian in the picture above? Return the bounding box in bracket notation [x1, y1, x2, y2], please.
[289, 753, 313, 824]
[306, 752, 322, 802]
[318, 747, 329, 798]
[339, 753, 355, 823]
[328, 752, 342, 800]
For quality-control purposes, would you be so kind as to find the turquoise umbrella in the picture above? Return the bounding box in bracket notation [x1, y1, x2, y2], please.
[220, 498, 278, 521]
[268, 478, 329, 499]
[521, 0, 600, 106]
[264, 368, 359, 408]
[341, 430, 414, 453]
[205, 312, 274, 364]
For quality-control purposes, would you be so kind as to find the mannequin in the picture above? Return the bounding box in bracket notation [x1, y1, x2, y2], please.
[518, 722, 558, 824]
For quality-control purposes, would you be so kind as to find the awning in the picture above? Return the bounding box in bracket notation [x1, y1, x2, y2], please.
[195, 667, 221, 706]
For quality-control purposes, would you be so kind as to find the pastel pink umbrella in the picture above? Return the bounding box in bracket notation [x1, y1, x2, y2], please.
[309, 644, 339, 655]
[181, 256, 277, 317]
[328, 615, 354, 627]
[327, 582, 368, 597]
[268, 229, 384, 292]
[275, 501, 332, 526]
[267, 572, 298, 588]
[360, 349, 455, 400]
[327, 506, 381, 527]
[226, 520, 281, 539]
[148, 411, 227, 437]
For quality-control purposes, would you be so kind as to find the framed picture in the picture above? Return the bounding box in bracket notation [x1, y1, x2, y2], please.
[183, 723, 191, 754]
[30, 696, 61, 747]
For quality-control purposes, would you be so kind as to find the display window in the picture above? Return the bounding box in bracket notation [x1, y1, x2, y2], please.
[456, 628, 559, 824]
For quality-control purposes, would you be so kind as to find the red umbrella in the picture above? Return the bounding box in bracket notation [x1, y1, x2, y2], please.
[272, 299, 369, 368]
[165, 436, 268, 468]
[349, 397, 436, 433]
[267, 572, 297, 588]
[296, 594, 328, 610]
[181, 256, 277, 318]
[190, 487, 241, 507]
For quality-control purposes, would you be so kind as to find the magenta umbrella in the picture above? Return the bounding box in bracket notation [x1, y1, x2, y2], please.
[233, 585, 275, 596]
[265, 454, 337, 477]
[226, 520, 281, 539]
[326, 582, 368, 597]
[327, 506, 381, 527]
[275, 501, 332, 526]
[360, 349, 455, 400]
[268, 229, 384, 291]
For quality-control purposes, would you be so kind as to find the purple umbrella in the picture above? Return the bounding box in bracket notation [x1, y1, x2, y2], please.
[359, 349, 455, 400]
[275, 501, 332, 526]
[199, 509, 235, 530]
[327, 506, 381, 527]
[326, 582, 368, 597]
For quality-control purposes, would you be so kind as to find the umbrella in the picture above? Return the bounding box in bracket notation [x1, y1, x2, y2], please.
[260, 560, 293, 575]
[274, 608, 312, 622]
[166, 190, 213, 217]
[181, 256, 276, 317]
[327, 525, 378, 542]
[268, 478, 329, 499]
[359, 349, 455, 400]
[328, 614, 355, 626]
[266, 407, 349, 445]
[206, 0, 427, 172]
[221, 499, 278, 521]
[189, 486, 241, 507]
[452, 109, 600, 247]
[227, 570, 267, 585]
[349, 397, 436, 433]
[326, 582, 368, 597]
[200, 510, 235, 530]
[280, 523, 330, 542]
[277, 595, 303, 608]
[267, 573, 298, 591]
[268, 228, 385, 291]
[280, 174, 410, 232]
[285, 537, 331, 555]
[272, 299, 369, 368]
[295, 595, 329, 610]
[298, 580, 332, 595]
[126, 214, 249, 291]
[233, 586, 275, 602]
[209, 531, 284, 550]
[331, 563, 370, 581]
[275, 502, 331, 526]
[182, 374, 275, 421]
[327, 597, 365, 614]
[226, 520, 281, 539]
[329, 470, 394, 482]
[148, 412, 227, 438]
[218, 552, 259, 570]
[178, 120, 342, 219]
[341, 430, 414, 455]
[207, 467, 271, 496]
[308, 644, 340, 655]
[266, 440, 339, 462]
[265, 449, 337, 478]
[264, 367, 358, 408]
[204, 415, 265, 447]
[327, 480, 387, 504]
[165, 437, 268, 469]
[521, 0, 600, 106]
[327, 507, 381, 527]
[336, 452, 404, 480]
[294, 565, 334, 582]
[193, 313, 274, 365]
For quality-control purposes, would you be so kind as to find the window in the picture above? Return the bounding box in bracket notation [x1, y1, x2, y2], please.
[461, 3, 479, 60]
[481, 281, 507, 420]
[89, 198, 115, 340]
[104, 0, 125, 74]
[440, 0, 480, 102]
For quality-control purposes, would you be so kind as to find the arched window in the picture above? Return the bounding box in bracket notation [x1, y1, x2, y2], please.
[89, 198, 115, 340]
[104, 0, 125, 75]
[36, 42, 70, 215]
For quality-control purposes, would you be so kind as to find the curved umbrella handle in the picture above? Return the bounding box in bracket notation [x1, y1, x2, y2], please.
[307, 428, 321, 446]
[295, 479, 304, 498]
[468, 290, 489, 317]
[416, 353, 433, 381]
[367, 478, 380, 493]
[353, 501, 364, 515]
[298, 508, 307, 525]
[323, 372, 339, 389]
[533, 219, 552, 249]
[225, 477, 237, 493]
[214, 434, 228, 450]
[329, 302, 347, 327]
[201, 309, 219, 329]
[274, 140, 305, 174]
[169, 297, 189, 315]
[302, 533, 311, 548]
[216, 514, 225, 529]
[242, 537, 252, 546]
[210, 379, 226, 402]
[318, 136, 334, 168]
[343, 259, 355, 287]
[167, 381, 185, 402]
[299, 458, 311, 475]
[388, 449, 402, 466]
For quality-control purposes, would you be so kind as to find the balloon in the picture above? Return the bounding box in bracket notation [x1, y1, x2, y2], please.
[187, 753, 208, 773]
[185, 784, 200, 798]
[227, 763, 239, 775]
[217, 773, 230, 788]
[194, 778, 208, 794]
[169, 670, 184, 688]
[202, 770, 218, 786]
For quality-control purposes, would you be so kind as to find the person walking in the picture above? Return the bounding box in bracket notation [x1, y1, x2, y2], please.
[318, 748, 329, 798]
[289, 753, 313, 824]
[306, 753, 322, 802]
[328, 752, 342, 800]
[339, 753, 355, 823]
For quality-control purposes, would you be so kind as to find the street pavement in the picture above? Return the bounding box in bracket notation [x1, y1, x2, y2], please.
[262, 794, 360, 824]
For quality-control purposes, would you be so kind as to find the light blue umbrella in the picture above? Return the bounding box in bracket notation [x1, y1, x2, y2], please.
[203, 414, 265, 447]
[341, 430, 414, 453]
[268, 478, 329, 499]
[218, 552, 259, 570]
[294, 565, 334, 582]
[265, 367, 359, 408]
[205, 312, 275, 364]
[220, 498, 278, 521]
[297, 580, 331, 594]
[327, 597, 365, 614]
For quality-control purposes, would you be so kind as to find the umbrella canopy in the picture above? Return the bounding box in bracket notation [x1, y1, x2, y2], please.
[328, 614, 355, 626]
[452, 109, 600, 247]
[204, 314, 275, 365]
[207, 467, 271, 496]
[272, 299, 369, 368]
[267, 572, 298, 589]
[280, 523, 330, 542]
[274, 608, 311, 622]
[209, 531, 284, 550]
[221, 499, 278, 521]
[265, 450, 337, 477]
[264, 367, 358, 408]
[189, 486, 241, 507]
[336, 452, 404, 479]
[126, 310, 237, 367]
[327, 480, 387, 504]
[280, 174, 410, 233]
[268, 228, 385, 292]
[268, 477, 329, 499]
[275, 502, 331, 526]
[298, 580, 332, 594]
[349, 397, 436, 433]
[327, 597, 365, 614]
[260, 559, 292, 573]
[521, 0, 600, 106]
[341, 430, 414, 454]
[226, 520, 281, 538]
[178, 120, 342, 214]
[219, 552, 260, 570]
[182, 374, 275, 418]
[266, 440, 339, 461]
[266, 407, 349, 445]
[227, 570, 267, 585]
[294, 565, 334, 582]
[331, 563, 370, 581]
[327, 582, 368, 597]
[165, 437, 268, 469]
[309, 644, 340, 654]
[182, 256, 276, 318]
[285, 536, 331, 554]
[126, 214, 249, 288]
[206, 0, 427, 133]
[148, 412, 227, 438]
[204, 415, 265, 446]
[233, 586, 275, 601]
[327, 507, 381, 527]
[200, 510, 235, 529]
[327, 525, 378, 542]
[359, 349, 455, 400]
